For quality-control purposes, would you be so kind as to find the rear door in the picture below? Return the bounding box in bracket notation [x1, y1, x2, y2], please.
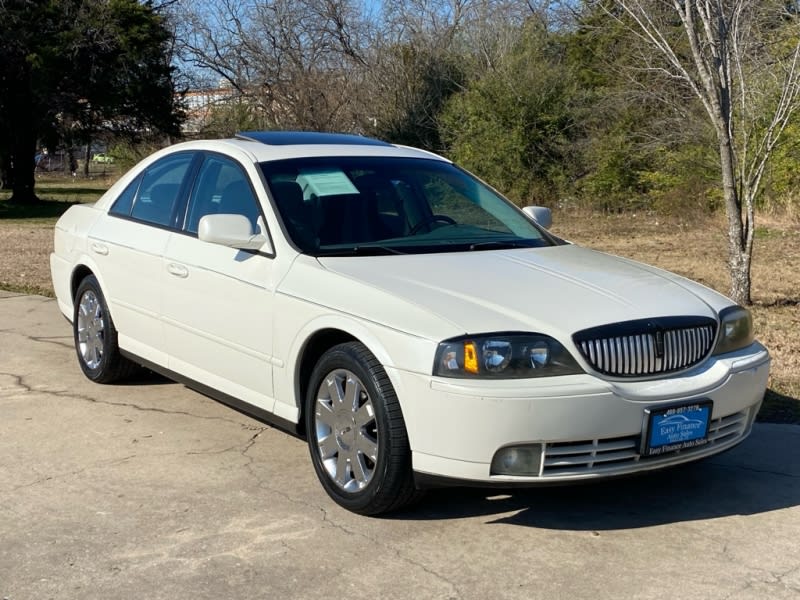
[88, 152, 196, 364]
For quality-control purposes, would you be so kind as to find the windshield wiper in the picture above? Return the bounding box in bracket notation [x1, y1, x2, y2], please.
[317, 245, 407, 256]
[353, 245, 406, 255]
[468, 240, 532, 251]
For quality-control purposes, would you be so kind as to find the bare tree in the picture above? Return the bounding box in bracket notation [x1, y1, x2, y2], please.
[175, 0, 544, 148]
[599, 1, 800, 305]
[176, 0, 372, 132]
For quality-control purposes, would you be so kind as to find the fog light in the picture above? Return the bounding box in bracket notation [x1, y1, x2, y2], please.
[490, 445, 543, 476]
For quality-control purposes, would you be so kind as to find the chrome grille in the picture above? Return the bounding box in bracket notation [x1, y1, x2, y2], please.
[573, 318, 716, 377]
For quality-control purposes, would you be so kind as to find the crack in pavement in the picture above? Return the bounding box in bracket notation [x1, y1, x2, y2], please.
[718, 548, 800, 599]
[29, 334, 74, 350]
[315, 502, 462, 598]
[0, 371, 259, 430]
[186, 444, 246, 456]
[775, 565, 800, 594]
[186, 428, 270, 458]
[8, 455, 137, 493]
[727, 568, 800, 599]
[0, 372, 33, 393]
[1, 328, 77, 350]
[3, 392, 276, 498]
[239, 454, 462, 598]
[241, 428, 269, 456]
[0, 327, 74, 350]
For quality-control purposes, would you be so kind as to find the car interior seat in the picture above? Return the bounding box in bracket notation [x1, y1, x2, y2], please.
[270, 180, 318, 250]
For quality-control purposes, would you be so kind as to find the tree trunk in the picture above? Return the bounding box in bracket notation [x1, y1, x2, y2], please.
[0, 153, 12, 190]
[84, 139, 91, 178]
[718, 131, 751, 306]
[7, 82, 39, 203]
[729, 242, 752, 306]
[9, 128, 38, 204]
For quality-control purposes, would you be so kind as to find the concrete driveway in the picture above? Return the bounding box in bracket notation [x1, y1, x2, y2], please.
[1, 291, 798, 600]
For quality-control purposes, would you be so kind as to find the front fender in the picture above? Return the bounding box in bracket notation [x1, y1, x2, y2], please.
[271, 301, 436, 424]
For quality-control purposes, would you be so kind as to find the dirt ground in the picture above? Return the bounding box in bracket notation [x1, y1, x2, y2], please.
[0, 205, 797, 419]
[0, 225, 54, 296]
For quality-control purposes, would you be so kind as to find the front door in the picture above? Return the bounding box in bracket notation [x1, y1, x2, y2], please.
[161, 153, 277, 411]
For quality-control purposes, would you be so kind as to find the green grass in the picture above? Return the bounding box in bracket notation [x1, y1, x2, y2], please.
[35, 186, 108, 198]
[754, 226, 780, 239]
[0, 199, 79, 222]
[0, 281, 54, 297]
[0, 178, 109, 222]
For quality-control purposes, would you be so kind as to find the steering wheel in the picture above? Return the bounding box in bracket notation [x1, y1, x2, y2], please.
[409, 215, 457, 235]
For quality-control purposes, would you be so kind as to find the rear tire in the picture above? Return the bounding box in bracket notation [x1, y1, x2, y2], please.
[73, 275, 137, 383]
[305, 342, 422, 515]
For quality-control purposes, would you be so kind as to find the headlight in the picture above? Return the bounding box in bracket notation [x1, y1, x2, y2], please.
[713, 306, 754, 355]
[433, 333, 583, 378]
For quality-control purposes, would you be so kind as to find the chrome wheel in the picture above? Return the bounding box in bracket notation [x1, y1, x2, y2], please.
[76, 289, 105, 369]
[313, 368, 379, 493]
[306, 342, 420, 514]
[72, 275, 137, 383]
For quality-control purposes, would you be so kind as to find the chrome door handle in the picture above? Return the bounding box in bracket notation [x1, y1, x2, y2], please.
[90, 242, 109, 256]
[167, 263, 189, 278]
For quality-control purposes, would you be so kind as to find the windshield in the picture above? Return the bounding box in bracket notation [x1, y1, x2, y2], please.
[260, 156, 554, 255]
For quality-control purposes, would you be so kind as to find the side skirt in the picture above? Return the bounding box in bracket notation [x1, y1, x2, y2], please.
[120, 350, 303, 438]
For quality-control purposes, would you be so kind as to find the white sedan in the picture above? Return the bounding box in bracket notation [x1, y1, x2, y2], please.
[50, 132, 770, 515]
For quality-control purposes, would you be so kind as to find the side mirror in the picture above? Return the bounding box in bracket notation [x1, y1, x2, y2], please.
[522, 206, 552, 229]
[198, 214, 270, 251]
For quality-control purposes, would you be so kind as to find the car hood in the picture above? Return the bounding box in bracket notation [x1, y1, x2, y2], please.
[284, 244, 733, 343]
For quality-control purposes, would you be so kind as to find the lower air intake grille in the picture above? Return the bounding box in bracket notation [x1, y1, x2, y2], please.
[541, 409, 750, 477]
[573, 316, 717, 377]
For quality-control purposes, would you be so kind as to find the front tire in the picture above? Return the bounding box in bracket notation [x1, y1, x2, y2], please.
[305, 342, 421, 515]
[73, 275, 137, 383]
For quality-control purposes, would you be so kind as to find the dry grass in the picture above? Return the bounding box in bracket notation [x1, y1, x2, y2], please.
[0, 225, 55, 296]
[0, 175, 112, 296]
[0, 191, 797, 421]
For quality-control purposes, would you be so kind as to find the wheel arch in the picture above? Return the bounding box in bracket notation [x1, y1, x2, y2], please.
[293, 328, 358, 436]
[71, 262, 139, 383]
[282, 311, 435, 437]
[70, 264, 95, 301]
[289, 316, 408, 436]
[68, 262, 117, 326]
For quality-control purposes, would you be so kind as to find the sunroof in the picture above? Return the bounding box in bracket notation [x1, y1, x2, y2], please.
[236, 131, 393, 147]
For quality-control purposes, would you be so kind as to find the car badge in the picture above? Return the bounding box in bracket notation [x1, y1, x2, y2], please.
[654, 329, 665, 358]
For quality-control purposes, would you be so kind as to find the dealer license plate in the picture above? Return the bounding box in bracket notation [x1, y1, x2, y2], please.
[641, 400, 713, 457]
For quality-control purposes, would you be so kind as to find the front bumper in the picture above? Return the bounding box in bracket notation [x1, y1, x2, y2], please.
[389, 343, 770, 484]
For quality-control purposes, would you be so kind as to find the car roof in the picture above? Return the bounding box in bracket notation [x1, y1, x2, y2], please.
[236, 131, 394, 147]
[160, 132, 450, 164]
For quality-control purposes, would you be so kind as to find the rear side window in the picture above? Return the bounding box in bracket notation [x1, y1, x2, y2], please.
[128, 153, 194, 227]
[109, 174, 142, 217]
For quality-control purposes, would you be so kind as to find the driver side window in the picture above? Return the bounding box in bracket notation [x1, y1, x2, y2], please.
[184, 155, 262, 234]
